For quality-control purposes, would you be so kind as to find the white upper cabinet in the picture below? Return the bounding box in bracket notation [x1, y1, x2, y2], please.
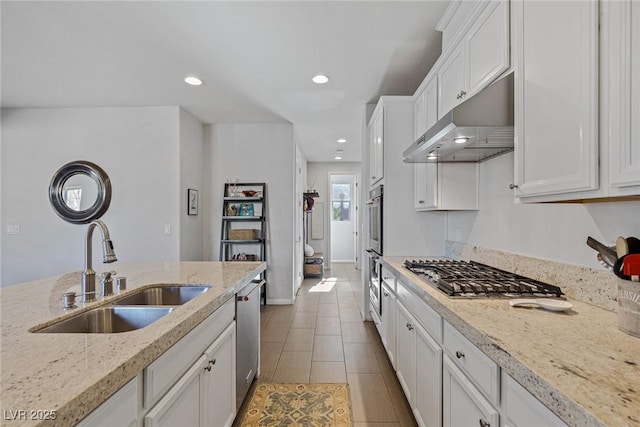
[415, 163, 479, 211]
[438, 43, 467, 119]
[607, 1, 640, 189]
[414, 75, 439, 142]
[467, 0, 510, 94]
[369, 106, 384, 186]
[438, 1, 510, 119]
[512, 0, 599, 199]
[513, 0, 640, 201]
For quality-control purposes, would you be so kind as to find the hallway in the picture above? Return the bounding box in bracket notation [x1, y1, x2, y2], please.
[254, 262, 417, 426]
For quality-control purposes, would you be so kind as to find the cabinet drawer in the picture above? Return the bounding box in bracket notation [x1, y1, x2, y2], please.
[396, 278, 442, 343]
[381, 266, 396, 293]
[144, 298, 235, 408]
[502, 374, 567, 427]
[443, 321, 499, 405]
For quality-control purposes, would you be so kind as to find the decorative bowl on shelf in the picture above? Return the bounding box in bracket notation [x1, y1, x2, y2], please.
[242, 190, 257, 197]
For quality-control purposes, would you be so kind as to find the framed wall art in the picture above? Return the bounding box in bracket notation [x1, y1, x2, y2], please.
[188, 188, 199, 216]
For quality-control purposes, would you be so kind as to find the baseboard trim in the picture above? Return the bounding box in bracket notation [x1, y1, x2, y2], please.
[266, 298, 294, 305]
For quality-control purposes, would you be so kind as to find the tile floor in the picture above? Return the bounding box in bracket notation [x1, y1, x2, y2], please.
[241, 262, 417, 427]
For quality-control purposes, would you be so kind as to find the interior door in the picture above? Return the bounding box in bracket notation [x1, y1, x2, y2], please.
[330, 174, 356, 262]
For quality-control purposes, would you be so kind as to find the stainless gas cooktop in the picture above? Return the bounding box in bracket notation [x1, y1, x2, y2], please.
[404, 259, 564, 299]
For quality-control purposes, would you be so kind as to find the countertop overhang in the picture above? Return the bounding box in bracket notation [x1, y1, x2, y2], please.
[381, 257, 640, 427]
[0, 261, 266, 426]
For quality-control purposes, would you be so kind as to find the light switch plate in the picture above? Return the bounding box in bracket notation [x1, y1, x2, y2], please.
[163, 224, 171, 235]
[6, 224, 20, 235]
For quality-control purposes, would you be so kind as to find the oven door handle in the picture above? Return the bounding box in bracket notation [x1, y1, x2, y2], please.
[365, 249, 380, 259]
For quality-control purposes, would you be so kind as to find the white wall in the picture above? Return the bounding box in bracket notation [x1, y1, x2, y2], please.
[0, 106, 204, 286]
[205, 123, 296, 304]
[446, 152, 640, 269]
[307, 162, 362, 264]
[179, 108, 204, 261]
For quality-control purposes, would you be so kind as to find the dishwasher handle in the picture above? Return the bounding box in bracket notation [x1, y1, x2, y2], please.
[238, 280, 266, 301]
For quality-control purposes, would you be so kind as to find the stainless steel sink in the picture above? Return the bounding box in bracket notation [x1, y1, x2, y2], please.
[33, 306, 175, 333]
[111, 285, 211, 306]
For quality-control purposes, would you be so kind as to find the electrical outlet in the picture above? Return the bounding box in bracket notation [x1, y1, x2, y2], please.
[6, 224, 20, 235]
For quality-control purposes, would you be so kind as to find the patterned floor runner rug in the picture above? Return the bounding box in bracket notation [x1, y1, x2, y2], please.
[238, 383, 352, 426]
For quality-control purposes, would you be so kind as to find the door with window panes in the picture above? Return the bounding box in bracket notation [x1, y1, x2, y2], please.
[330, 175, 356, 262]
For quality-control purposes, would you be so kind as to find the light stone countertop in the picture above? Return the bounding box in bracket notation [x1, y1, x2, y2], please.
[0, 261, 266, 427]
[381, 257, 640, 427]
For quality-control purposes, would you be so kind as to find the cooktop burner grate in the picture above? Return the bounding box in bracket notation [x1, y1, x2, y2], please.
[404, 259, 564, 298]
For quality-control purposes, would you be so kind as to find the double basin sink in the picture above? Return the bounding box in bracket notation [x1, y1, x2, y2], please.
[33, 285, 210, 334]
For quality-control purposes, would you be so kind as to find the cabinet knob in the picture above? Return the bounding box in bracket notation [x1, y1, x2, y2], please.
[509, 183, 519, 190]
[406, 323, 413, 331]
[383, 291, 389, 297]
[461, 91, 466, 97]
[455, 351, 465, 359]
[479, 419, 490, 427]
[418, 200, 425, 204]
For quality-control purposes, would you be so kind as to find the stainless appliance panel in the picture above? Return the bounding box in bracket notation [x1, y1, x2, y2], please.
[367, 250, 381, 316]
[366, 185, 383, 256]
[236, 280, 262, 408]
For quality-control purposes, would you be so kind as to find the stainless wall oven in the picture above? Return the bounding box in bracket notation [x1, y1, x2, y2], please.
[366, 185, 383, 317]
[366, 185, 383, 256]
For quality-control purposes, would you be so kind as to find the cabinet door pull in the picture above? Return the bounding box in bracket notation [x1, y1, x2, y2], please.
[479, 418, 490, 427]
[418, 200, 425, 204]
[383, 291, 389, 297]
[455, 351, 465, 359]
[509, 183, 518, 189]
[406, 323, 413, 331]
[461, 91, 467, 97]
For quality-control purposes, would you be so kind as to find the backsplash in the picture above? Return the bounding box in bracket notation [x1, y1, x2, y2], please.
[445, 241, 618, 312]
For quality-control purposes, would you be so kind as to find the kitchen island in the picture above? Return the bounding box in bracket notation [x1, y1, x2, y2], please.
[381, 256, 639, 427]
[0, 261, 266, 426]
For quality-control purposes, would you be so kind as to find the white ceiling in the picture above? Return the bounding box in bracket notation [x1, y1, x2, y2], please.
[1, 1, 448, 162]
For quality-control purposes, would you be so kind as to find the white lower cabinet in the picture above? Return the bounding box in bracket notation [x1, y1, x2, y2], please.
[396, 302, 417, 405]
[395, 300, 443, 427]
[144, 354, 208, 427]
[77, 297, 240, 427]
[77, 376, 139, 427]
[381, 282, 397, 369]
[443, 356, 499, 427]
[145, 323, 236, 427]
[414, 319, 443, 427]
[501, 374, 567, 427]
[376, 266, 569, 427]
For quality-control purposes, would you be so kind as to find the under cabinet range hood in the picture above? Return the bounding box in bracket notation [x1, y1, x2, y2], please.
[403, 73, 514, 163]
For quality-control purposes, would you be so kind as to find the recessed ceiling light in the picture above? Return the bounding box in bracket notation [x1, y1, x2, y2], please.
[427, 153, 438, 160]
[184, 76, 203, 86]
[334, 155, 343, 160]
[337, 138, 347, 143]
[454, 137, 469, 144]
[312, 74, 329, 84]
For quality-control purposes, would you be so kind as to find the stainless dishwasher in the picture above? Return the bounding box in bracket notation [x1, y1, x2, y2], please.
[236, 279, 263, 408]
